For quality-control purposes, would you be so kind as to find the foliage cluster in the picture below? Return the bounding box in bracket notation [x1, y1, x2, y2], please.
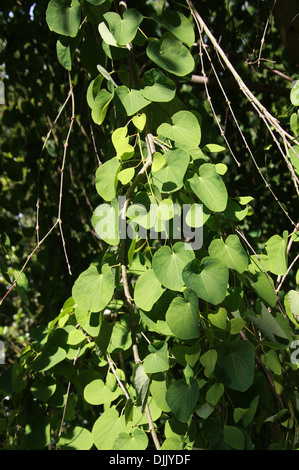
[0, 0, 298, 450]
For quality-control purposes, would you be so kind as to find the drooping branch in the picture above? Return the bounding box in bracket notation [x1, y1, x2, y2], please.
[190, 75, 290, 98]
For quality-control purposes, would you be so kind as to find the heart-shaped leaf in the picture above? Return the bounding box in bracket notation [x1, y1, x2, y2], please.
[187, 163, 228, 212]
[95, 157, 120, 201]
[152, 242, 195, 291]
[141, 68, 176, 102]
[152, 10, 195, 47]
[265, 234, 288, 275]
[157, 111, 201, 150]
[114, 86, 150, 116]
[208, 234, 249, 273]
[146, 38, 195, 77]
[46, 0, 81, 37]
[214, 340, 255, 392]
[104, 8, 143, 46]
[166, 378, 199, 422]
[91, 88, 114, 125]
[134, 269, 165, 311]
[150, 148, 190, 193]
[112, 428, 148, 450]
[166, 288, 200, 339]
[143, 341, 169, 374]
[72, 264, 114, 312]
[183, 257, 228, 305]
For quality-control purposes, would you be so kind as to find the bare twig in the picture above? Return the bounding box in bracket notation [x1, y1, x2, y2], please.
[187, 0, 299, 229]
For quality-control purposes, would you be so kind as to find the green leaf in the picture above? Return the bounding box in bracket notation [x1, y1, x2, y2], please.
[222, 199, 248, 221]
[206, 382, 224, 406]
[265, 234, 288, 275]
[157, 111, 201, 150]
[95, 157, 120, 201]
[150, 148, 190, 193]
[152, 10, 195, 47]
[56, 34, 82, 71]
[150, 373, 171, 412]
[132, 113, 147, 131]
[146, 38, 195, 77]
[143, 341, 169, 374]
[166, 378, 199, 422]
[108, 318, 132, 353]
[104, 8, 143, 46]
[141, 68, 176, 102]
[160, 437, 184, 450]
[75, 307, 101, 337]
[291, 80, 299, 106]
[245, 303, 291, 348]
[112, 126, 134, 160]
[223, 425, 245, 450]
[84, 378, 120, 405]
[208, 307, 227, 330]
[58, 427, 93, 450]
[117, 167, 135, 184]
[134, 269, 165, 311]
[187, 163, 228, 212]
[152, 242, 195, 291]
[286, 290, 299, 323]
[113, 428, 148, 450]
[91, 88, 114, 125]
[183, 257, 228, 305]
[92, 198, 120, 245]
[289, 146, 299, 176]
[208, 235, 248, 273]
[32, 346, 67, 372]
[133, 364, 150, 412]
[72, 264, 114, 313]
[214, 340, 255, 392]
[200, 349, 217, 375]
[165, 289, 200, 340]
[245, 257, 277, 308]
[228, 317, 246, 335]
[92, 408, 127, 450]
[139, 291, 174, 336]
[185, 203, 210, 228]
[46, 0, 81, 37]
[30, 377, 56, 402]
[114, 86, 150, 116]
[262, 350, 282, 375]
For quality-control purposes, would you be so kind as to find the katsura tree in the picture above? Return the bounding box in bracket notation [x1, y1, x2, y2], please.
[0, 0, 298, 450]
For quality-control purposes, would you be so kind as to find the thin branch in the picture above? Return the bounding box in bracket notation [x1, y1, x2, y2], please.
[106, 353, 130, 400]
[120, 130, 160, 450]
[190, 75, 289, 98]
[187, 0, 299, 229]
